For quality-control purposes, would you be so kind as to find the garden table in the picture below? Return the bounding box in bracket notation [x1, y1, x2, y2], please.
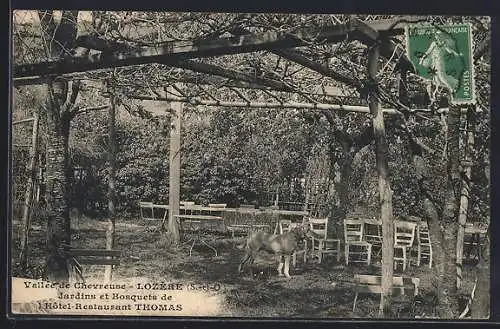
[464, 224, 488, 261]
[174, 214, 224, 257]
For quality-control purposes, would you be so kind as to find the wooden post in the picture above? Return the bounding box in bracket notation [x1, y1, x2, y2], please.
[455, 107, 475, 289]
[168, 86, 182, 244]
[368, 43, 394, 317]
[303, 174, 310, 213]
[19, 111, 40, 269]
[104, 82, 117, 283]
[35, 153, 43, 203]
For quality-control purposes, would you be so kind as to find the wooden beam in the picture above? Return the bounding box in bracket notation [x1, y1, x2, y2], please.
[353, 18, 415, 73]
[230, 24, 411, 99]
[229, 27, 362, 90]
[12, 71, 363, 105]
[232, 17, 426, 92]
[76, 259, 120, 265]
[169, 60, 293, 92]
[13, 117, 35, 125]
[68, 249, 121, 257]
[132, 94, 451, 115]
[13, 22, 357, 78]
[75, 35, 130, 52]
[133, 93, 484, 114]
[184, 77, 277, 91]
[76, 17, 423, 53]
[167, 85, 182, 244]
[12, 76, 50, 87]
[12, 71, 275, 89]
[18, 111, 39, 268]
[75, 35, 294, 92]
[362, 16, 429, 34]
[273, 49, 362, 89]
[368, 42, 394, 317]
[104, 85, 117, 283]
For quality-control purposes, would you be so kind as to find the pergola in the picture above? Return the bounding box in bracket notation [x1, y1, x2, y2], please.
[11, 11, 491, 314]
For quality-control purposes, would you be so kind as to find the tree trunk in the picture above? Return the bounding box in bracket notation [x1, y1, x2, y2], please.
[470, 110, 490, 318]
[44, 89, 72, 282]
[335, 154, 354, 217]
[330, 137, 367, 218]
[412, 147, 458, 318]
[367, 44, 394, 317]
[433, 106, 463, 316]
[19, 111, 40, 269]
[470, 230, 489, 318]
[104, 85, 117, 282]
[166, 87, 182, 244]
[398, 62, 462, 317]
[456, 108, 475, 289]
[443, 106, 461, 221]
[426, 213, 458, 318]
[400, 74, 460, 318]
[38, 10, 79, 283]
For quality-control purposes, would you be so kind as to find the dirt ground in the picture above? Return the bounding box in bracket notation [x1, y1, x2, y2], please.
[11, 215, 481, 319]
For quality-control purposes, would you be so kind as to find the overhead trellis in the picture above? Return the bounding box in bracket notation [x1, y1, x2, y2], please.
[12, 12, 490, 116]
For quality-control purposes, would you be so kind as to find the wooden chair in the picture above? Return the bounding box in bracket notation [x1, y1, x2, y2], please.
[394, 221, 417, 271]
[180, 201, 195, 215]
[416, 221, 433, 268]
[274, 219, 292, 234]
[463, 223, 486, 262]
[139, 201, 155, 220]
[309, 217, 341, 263]
[208, 203, 227, 209]
[363, 219, 383, 258]
[344, 219, 372, 265]
[207, 203, 226, 229]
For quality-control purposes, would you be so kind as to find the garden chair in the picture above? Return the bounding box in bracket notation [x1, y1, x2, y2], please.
[309, 217, 341, 263]
[394, 221, 417, 271]
[274, 219, 292, 234]
[180, 201, 195, 215]
[416, 221, 433, 268]
[207, 203, 227, 230]
[139, 201, 155, 220]
[463, 222, 488, 261]
[363, 219, 383, 259]
[344, 219, 372, 265]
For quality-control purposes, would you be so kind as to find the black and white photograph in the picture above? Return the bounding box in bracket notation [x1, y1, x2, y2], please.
[9, 11, 491, 319]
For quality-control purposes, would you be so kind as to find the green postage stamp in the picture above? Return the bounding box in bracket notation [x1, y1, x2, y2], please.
[405, 23, 476, 105]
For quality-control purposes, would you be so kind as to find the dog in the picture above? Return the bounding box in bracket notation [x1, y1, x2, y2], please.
[237, 224, 312, 278]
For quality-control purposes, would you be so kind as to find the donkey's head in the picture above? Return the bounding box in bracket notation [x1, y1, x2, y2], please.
[290, 222, 313, 240]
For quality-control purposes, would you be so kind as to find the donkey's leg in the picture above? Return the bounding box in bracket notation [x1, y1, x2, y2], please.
[238, 252, 252, 273]
[277, 255, 284, 276]
[284, 255, 291, 278]
[248, 253, 256, 277]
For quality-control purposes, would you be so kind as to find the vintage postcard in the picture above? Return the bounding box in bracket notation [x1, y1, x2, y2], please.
[10, 11, 491, 319]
